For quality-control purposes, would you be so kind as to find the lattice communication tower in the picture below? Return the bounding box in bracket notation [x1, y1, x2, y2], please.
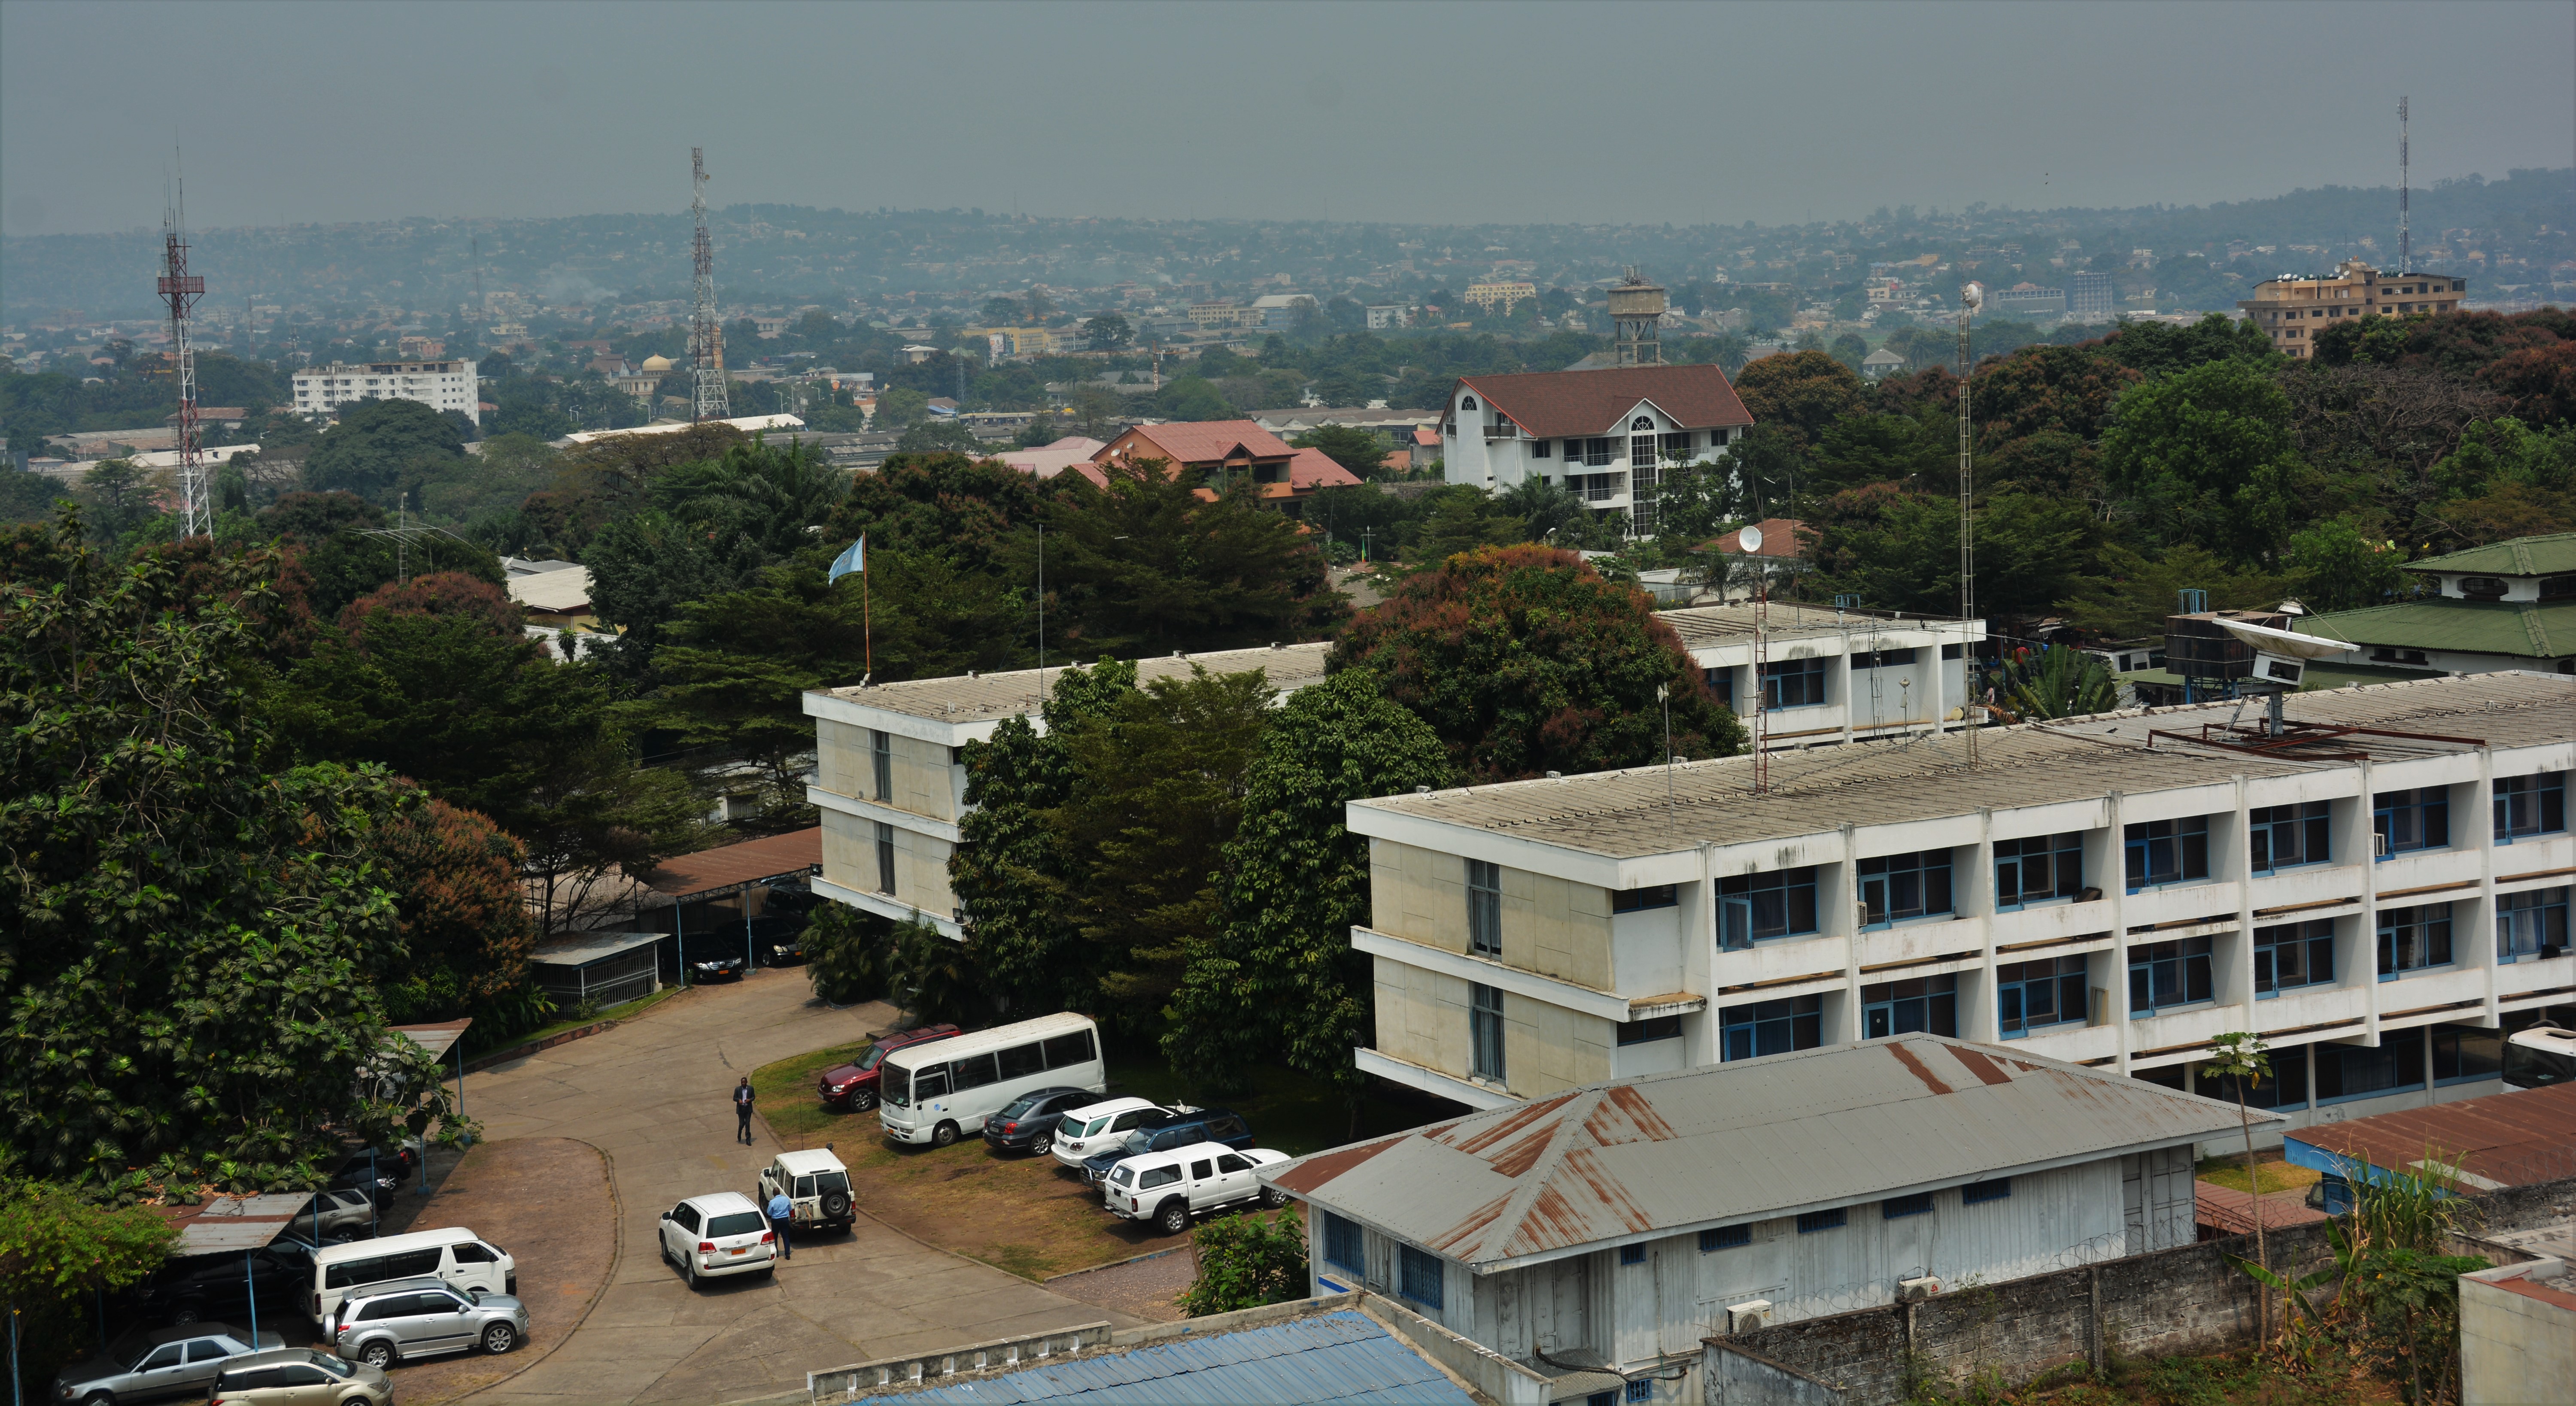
[690, 148, 729, 422]
[158, 180, 209, 537]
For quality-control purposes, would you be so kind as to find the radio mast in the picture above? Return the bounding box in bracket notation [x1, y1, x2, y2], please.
[158, 171, 208, 537]
[1956, 281, 1982, 764]
[690, 148, 729, 422]
[2397, 97, 2411, 275]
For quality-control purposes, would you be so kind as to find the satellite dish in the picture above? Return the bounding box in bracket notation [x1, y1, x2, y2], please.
[2216, 618, 2357, 661]
[1962, 282, 1985, 309]
[1737, 524, 1764, 554]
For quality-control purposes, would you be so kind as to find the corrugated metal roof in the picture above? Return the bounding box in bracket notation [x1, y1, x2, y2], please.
[529, 932, 664, 968]
[2288, 1081, 2576, 1190]
[2406, 532, 2576, 579]
[2291, 598, 2571, 659]
[1265, 1036, 2274, 1272]
[850, 1311, 1475, 1405]
[809, 644, 1334, 726]
[1656, 599, 1973, 649]
[641, 827, 821, 899]
[167, 1193, 312, 1255]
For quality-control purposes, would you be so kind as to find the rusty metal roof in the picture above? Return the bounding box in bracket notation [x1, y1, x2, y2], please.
[2287, 1081, 2576, 1190]
[641, 827, 821, 900]
[1263, 1036, 2273, 1273]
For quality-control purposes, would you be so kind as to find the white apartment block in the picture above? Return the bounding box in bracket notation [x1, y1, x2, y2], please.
[1438, 365, 1754, 535]
[1347, 673, 2575, 1152]
[292, 360, 480, 419]
[1664, 602, 1985, 749]
[801, 644, 1333, 937]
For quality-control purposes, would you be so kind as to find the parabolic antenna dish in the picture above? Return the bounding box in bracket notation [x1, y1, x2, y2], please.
[1962, 282, 1985, 309]
[1738, 524, 1764, 554]
[2218, 617, 2358, 661]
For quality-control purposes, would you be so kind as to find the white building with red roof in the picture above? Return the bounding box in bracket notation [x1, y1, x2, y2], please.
[1091, 419, 1362, 519]
[1440, 364, 1755, 536]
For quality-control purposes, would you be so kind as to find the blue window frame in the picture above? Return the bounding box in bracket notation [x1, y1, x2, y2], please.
[1619, 1244, 1646, 1266]
[1717, 867, 1819, 948]
[1722, 994, 1823, 1061]
[1995, 833, 2084, 910]
[2373, 787, 2449, 859]
[1862, 974, 1957, 1039]
[1850, 647, 1920, 671]
[1701, 1225, 1750, 1251]
[2377, 903, 2453, 979]
[1795, 1208, 1847, 1233]
[1760, 656, 1829, 710]
[1625, 1381, 1654, 1404]
[1997, 955, 2089, 1038]
[2494, 772, 2567, 842]
[2497, 887, 2569, 962]
[2129, 936, 2213, 1016]
[1617, 1014, 1682, 1046]
[2433, 1024, 2504, 1086]
[1397, 1245, 1444, 1309]
[2250, 801, 2331, 873]
[1883, 1192, 1934, 1219]
[1613, 884, 1679, 913]
[1322, 1211, 1364, 1274]
[1702, 666, 1737, 712]
[1860, 849, 1953, 927]
[2207, 1044, 2309, 1110]
[2317, 1027, 2425, 1104]
[2254, 919, 2334, 996]
[1961, 1179, 2011, 1205]
[2123, 815, 2209, 892]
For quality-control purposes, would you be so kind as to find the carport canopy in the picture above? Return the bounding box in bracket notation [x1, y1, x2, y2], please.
[642, 826, 821, 904]
[167, 1194, 312, 1256]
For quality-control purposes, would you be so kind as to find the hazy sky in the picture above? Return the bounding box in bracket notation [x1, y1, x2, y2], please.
[4, 0, 2569, 236]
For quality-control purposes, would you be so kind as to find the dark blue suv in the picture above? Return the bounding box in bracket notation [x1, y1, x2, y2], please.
[1078, 1108, 1253, 1185]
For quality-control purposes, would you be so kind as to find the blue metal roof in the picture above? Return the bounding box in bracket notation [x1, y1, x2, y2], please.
[850, 1310, 1476, 1405]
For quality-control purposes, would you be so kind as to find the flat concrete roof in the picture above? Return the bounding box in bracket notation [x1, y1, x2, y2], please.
[811, 642, 1333, 726]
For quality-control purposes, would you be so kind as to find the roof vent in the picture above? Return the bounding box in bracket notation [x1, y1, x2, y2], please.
[1173, 650, 1185, 659]
[1415, 785, 1431, 795]
[1547, 771, 1562, 779]
[967, 670, 978, 679]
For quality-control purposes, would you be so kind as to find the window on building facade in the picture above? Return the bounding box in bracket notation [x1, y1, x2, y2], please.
[1469, 982, 1506, 1080]
[2254, 919, 2335, 995]
[1398, 1245, 1444, 1309]
[1532, 439, 1551, 458]
[875, 820, 897, 895]
[2432, 1024, 2504, 1086]
[1322, 1211, 1365, 1274]
[1995, 832, 2084, 909]
[2497, 887, 2568, 962]
[1721, 994, 1822, 1061]
[1717, 867, 1819, 947]
[1467, 859, 1502, 955]
[1625, 1380, 1654, 1405]
[1617, 1014, 1682, 1045]
[1619, 1244, 1646, 1266]
[2250, 801, 2331, 873]
[2318, 1027, 2425, 1104]
[1629, 433, 1658, 467]
[1849, 647, 1919, 671]
[2377, 903, 2453, 977]
[1579, 437, 1614, 467]
[871, 729, 893, 803]
[2373, 787, 2449, 858]
[1996, 955, 2088, 1037]
[1760, 656, 1828, 710]
[1701, 666, 1736, 711]
[1961, 1179, 2012, 1205]
[2208, 1044, 2309, 1110]
[1701, 1225, 1750, 1251]
[2129, 936, 2214, 1016]
[1883, 1192, 1934, 1219]
[1795, 1208, 1847, 1233]
[2495, 773, 2567, 841]
[1613, 884, 1678, 913]
[1862, 973, 1956, 1039]
[2123, 815, 2210, 891]
[1860, 849, 1953, 927]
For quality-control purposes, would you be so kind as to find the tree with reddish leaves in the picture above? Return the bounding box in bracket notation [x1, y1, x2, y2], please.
[1332, 544, 1743, 783]
[369, 786, 541, 1028]
[1734, 349, 1866, 447]
[339, 570, 525, 648]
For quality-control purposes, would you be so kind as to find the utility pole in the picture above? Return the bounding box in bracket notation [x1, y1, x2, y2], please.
[158, 166, 208, 539]
[2398, 97, 2411, 275]
[1957, 282, 1982, 767]
[690, 148, 729, 423]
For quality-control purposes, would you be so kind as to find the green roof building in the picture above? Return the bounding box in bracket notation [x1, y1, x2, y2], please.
[2294, 532, 2575, 677]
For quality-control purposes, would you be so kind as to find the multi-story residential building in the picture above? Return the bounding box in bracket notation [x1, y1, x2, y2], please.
[2295, 533, 2574, 676]
[1463, 282, 1538, 315]
[291, 359, 479, 419]
[2069, 271, 2116, 320]
[1438, 365, 1755, 535]
[1188, 302, 1260, 332]
[802, 645, 1334, 937]
[1663, 601, 1983, 748]
[2236, 258, 2469, 360]
[1092, 420, 1362, 520]
[1990, 282, 2069, 318]
[1346, 673, 2574, 1151]
[1264, 1036, 2248, 1402]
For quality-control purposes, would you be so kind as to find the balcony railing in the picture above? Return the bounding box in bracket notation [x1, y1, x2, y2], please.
[1579, 485, 1623, 503]
[1482, 424, 1518, 440]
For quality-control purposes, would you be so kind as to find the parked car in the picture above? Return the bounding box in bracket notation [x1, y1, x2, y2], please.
[659, 1192, 776, 1287]
[750, 915, 806, 966]
[817, 1024, 960, 1112]
[756, 1149, 854, 1233]
[125, 1248, 307, 1327]
[52, 1324, 281, 1405]
[307, 1228, 514, 1327]
[289, 1187, 379, 1240]
[1048, 1098, 1180, 1176]
[980, 1088, 1095, 1157]
[329, 1277, 527, 1367]
[683, 943, 748, 982]
[207, 1348, 388, 1406]
[1078, 1108, 1254, 1186]
[1103, 1146, 1292, 1234]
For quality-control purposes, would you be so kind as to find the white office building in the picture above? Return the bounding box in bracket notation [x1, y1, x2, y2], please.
[1437, 365, 1754, 535]
[292, 360, 480, 419]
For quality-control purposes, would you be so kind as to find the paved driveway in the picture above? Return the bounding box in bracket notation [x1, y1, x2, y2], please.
[456, 971, 1136, 1405]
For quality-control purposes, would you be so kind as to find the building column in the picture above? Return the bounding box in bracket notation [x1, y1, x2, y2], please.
[2473, 748, 2501, 1027]
[1968, 809, 1999, 1042]
[2105, 791, 2132, 1071]
[2230, 774, 2259, 1028]
[1835, 642, 1856, 745]
[1835, 824, 1863, 1044]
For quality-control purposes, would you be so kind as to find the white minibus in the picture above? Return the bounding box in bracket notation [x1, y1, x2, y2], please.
[879, 1012, 1106, 1148]
[307, 1227, 515, 1325]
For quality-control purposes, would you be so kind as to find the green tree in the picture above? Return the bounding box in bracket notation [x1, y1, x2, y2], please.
[75, 458, 158, 540]
[1725, 423, 1807, 521]
[1179, 1209, 1307, 1316]
[303, 398, 468, 507]
[1829, 332, 1871, 373]
[1083, 313, 1134, 352]
[1288, 424, 1388, 479]
[873, 386, 931, 431]
[803, 902, 888, 1006]
[1335, 544, 1745, 782]
[1807, 412, 1948, 496]
[2282, 517, 2409, 612]
[1069, 384, 1126, 440]
[1652, 460, 1737, 548]
[895, 417, 986, 456]
[2200, 1032, 2275, 1340]
[2099, 359, 2305, 563]
[257, 490, 504, 619]
[0, 1181, 179, 1385]
[369, 789, 545, 1039]
[1172, 669, 1449, 1100]
[1999, 645, 2119, 720]
[1497, 476, 1586, 546]
[1411, 485, 1530, 561]
[582, 436, 848, 665]
[1733, 349, 1864, 444]
[0, 466, 64, 523]
[1813, 491, 2090, 619]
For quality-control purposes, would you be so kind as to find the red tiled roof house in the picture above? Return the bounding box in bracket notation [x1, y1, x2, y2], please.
[1090, 419, 1361, 520]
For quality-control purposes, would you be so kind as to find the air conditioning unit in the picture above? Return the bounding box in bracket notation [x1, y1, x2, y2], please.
[1727, 1300, 1772, 1333]
[1898, 1276, 1941, 1303]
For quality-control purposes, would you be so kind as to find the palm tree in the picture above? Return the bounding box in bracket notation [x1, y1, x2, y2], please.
[2201, 1032, 2274, 1340]
[2000, 646, 2119, 720]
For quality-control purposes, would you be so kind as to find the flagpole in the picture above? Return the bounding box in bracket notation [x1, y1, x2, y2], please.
[861, 535, 873, 681]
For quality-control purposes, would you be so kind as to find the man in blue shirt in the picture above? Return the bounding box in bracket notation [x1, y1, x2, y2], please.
[766, 1189, 794, 1260]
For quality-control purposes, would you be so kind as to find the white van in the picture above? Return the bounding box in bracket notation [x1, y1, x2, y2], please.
[880, 1012, 1105, 1148]
[307, 1227, 515, 1325]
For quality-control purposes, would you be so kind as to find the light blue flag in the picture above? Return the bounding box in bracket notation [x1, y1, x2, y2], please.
[828, 535, 865, 584]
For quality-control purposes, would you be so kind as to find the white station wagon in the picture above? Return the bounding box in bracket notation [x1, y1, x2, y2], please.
[1048, 1097, 1174, 1175]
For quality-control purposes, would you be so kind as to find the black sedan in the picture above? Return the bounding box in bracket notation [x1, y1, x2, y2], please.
[685, 945, 750, 982]
[980, 1088, 1097, 1157]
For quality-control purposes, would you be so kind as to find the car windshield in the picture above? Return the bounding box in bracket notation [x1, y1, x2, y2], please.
[856, 1045, 886, 1071]
[706, 1211, 766, 1238]
[882, 1069, 911, 1108]
[305, 1351, 355, 1375]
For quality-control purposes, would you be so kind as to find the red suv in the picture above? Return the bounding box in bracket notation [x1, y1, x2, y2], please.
[817, 1025, 960, 1112]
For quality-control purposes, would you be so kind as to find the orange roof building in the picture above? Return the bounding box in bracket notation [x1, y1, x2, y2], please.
[1091, 419, 1361, 518]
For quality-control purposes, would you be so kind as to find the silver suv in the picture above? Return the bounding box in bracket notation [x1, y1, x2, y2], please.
[329, 1276, 528, 1368]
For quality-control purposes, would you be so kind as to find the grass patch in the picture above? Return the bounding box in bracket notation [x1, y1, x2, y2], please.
[498, 986, 680, 1054]
[751, 1037, 879, 1142]
[2193, 1156, 2320, 1196]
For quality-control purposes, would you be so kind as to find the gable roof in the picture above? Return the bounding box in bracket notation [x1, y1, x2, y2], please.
[1285, 446, 1363, 491]
[1116, 419, 1298, 464]
[1455, 364, 1754, 438]
[2406, 532, 2576, 579]
[2297, 597, 2569, 660]
[1263, 1035, 2271, 1271]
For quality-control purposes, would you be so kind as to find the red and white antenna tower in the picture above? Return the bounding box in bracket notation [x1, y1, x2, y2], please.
[1741, 523, 1770, 794]
[690, 147, 729, 423]
[159, 171, 208, 536]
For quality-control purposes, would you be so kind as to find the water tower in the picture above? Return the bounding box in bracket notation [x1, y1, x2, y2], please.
[1610, 267, 1666, 367]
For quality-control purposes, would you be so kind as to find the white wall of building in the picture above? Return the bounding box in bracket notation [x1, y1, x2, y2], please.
[292, 360, 480, 419]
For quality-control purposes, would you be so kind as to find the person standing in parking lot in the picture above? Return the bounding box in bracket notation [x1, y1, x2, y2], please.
[734, 1076, 756, 1145]
[766, 1188, 793, 1259]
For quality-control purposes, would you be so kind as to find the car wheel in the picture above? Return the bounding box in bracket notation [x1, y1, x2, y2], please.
[853, 1089, 878, 1113]
[1029, 1132, 1053, 1157]
[1156, 1199, 1190, 1235]
[931, 1121, 960, 1148]
[81, 1391, 113, 1406]
[685, 1258, 699, 1290]
[168, 1302, 202, 1326]
[359, 1340, 395, 1370]
[481, 1322, 518, 1354]
[1261, 1185, 1288, 1209]
[821, 1189, 852, 1220]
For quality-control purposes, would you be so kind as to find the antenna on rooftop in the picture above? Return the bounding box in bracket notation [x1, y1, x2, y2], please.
[2397, 97, 2411, 276]
[1956, 282, 1982, 766]
[690, 147, 730, 423]
[158, 155, 208, 538]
